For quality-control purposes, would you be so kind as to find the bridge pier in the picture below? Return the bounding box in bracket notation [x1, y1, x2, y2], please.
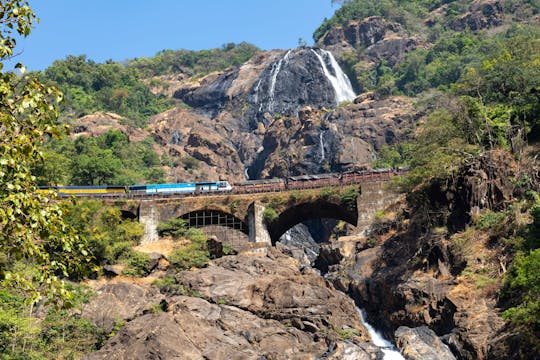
[139, 201, 160, 243]
[356, 182, 403, 236]
[247, 201, 272, 245]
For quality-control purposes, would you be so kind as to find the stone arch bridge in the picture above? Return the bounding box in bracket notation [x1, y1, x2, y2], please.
[113, 179, 401, 247]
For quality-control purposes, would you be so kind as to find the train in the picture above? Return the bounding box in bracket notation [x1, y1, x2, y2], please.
[39, 181, 233, 197]
[38, 168, 403, 198]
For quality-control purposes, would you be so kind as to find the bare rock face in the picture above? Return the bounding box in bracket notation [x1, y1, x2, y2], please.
[149, 107, 247, 182]
[178, 249, 370, 344]
[320, 17, 402, 54]
[81, 282, 165, 333]
[395, 326, 457, 360]
[450, 0, 505, 31]
[319, 16, 421, 67]
[70, 112, 148, 142]
[83, 251, 386, 359]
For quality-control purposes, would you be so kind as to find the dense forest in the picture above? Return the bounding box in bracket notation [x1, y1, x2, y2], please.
[0, 0, 539, 358]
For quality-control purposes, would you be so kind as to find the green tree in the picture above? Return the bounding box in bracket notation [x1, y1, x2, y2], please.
[0, 1, 91, 301]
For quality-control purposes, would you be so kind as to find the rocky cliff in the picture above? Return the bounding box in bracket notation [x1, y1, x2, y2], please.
[320, 151, 532, 360]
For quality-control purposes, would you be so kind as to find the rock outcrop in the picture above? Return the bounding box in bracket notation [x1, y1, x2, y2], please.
[81, 282, 165, 333]
[83, 250, 387, 359]
[323, 151, 519, 360]
[319, 16, 421, 68]
[395, 326, 456, 360]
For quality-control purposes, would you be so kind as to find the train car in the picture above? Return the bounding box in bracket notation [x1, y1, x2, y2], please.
[38, 185, 127, 197]
[287, 173, 341, 190]
[233, 178, 285, 193]
[129, 181, 232, 196]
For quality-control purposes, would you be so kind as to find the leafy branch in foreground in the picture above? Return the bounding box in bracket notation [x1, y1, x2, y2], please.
[0, 1, 92, 303]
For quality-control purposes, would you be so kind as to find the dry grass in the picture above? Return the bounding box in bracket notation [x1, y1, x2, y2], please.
[133, 238, 180, 257]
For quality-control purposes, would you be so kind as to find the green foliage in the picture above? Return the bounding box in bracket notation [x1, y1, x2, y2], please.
[127, 42, 260, 77]
[339, 187, 359, 211]
[392, 105, 480, 190]
[503, 249, 540, 332]
[62, 199, 144, 268]
[262, 207, 279, 223]
[0, 283, 100, 359]
[156, 218, 189, 239]
[121, 251, 152, 277]
[41, 55, 174, 126]
[319, 187, 338, 201]
[38, 130, 164, 186]
[337, 328, 360, 340]
[0, 1, 92, 302]
[373, 144, 412, 169]
[474, 211, 507, 232]
[168, 228, 209, 270]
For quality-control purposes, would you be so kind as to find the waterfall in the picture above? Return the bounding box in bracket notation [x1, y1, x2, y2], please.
[268, 50, 292, 112]
[357, 308, 405, 360]
[319, 130, 325, 161]
[311, 49, 356, 104]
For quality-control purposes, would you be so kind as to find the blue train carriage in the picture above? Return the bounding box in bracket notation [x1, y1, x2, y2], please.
[38, 185, 128, 197]
[128, 181, 232, 195]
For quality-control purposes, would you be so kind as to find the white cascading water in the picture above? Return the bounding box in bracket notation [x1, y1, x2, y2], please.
[268, 49, 292, 112]
[319, 131, 325, 161]
[311, 48, 356, 104]
[357, 308, 405, 360]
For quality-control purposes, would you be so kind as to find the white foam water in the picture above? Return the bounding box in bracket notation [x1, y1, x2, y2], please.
[267, 50, 292, 112]
[311, 48, 356, 104]
[357, 308, 405, 360]
[319, 130, 325, 161]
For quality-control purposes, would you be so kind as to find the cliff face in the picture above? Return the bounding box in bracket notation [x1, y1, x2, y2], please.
[75, 44, 418, 183]
[322, 151, 527, 360]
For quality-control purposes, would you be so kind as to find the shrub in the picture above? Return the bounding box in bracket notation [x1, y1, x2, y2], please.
[263, 207, 279, 223]
[168, 228, 209, 270]
[340, 187, 359, 211]
[474, 211, 507, 232]
[122, 250, 152, 277]
[168, 244, 209, 270]
[157, 218, 188, 238]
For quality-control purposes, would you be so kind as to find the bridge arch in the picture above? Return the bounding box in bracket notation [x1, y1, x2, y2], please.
[267, 199, 358, 245]
[179, 209, 249, 235]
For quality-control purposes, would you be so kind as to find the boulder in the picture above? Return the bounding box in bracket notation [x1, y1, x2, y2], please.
[395, 326, 456, 360]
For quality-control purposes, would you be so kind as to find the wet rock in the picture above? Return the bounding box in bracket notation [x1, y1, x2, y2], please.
[395, 326, 456, 360]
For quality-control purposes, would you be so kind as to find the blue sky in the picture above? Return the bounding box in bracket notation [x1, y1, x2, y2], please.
[15, 0, 340, 71]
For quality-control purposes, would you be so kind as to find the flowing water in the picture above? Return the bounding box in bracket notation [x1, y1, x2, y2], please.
[319, 130, 325, 161]
[311, 49, 356, 104]
[267, 49, 292, 112]
[357, 308, 405, 360]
